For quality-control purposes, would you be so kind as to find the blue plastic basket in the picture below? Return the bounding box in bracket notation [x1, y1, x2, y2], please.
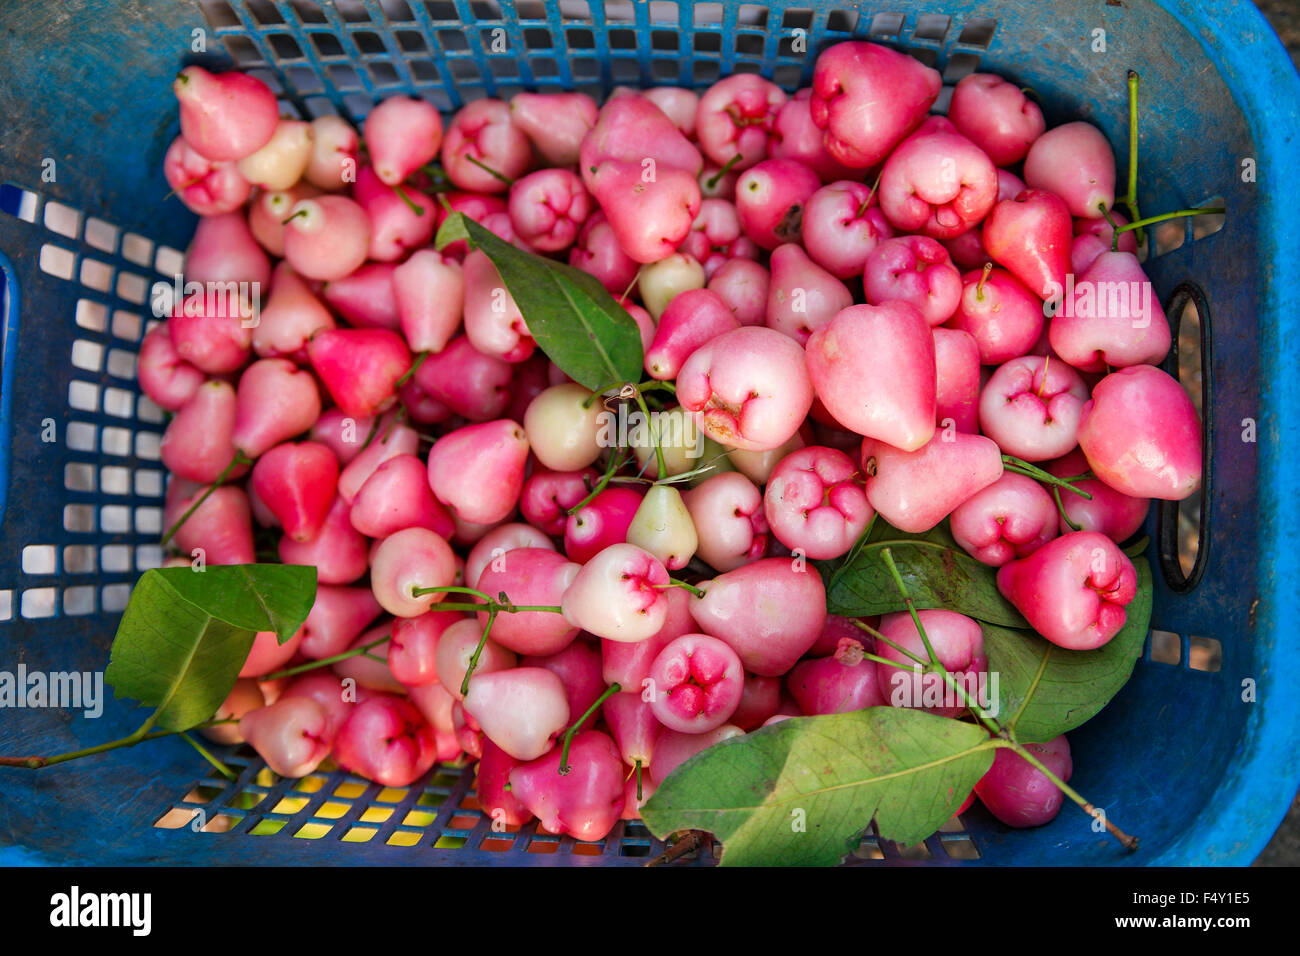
[1, 0, 1298, 866]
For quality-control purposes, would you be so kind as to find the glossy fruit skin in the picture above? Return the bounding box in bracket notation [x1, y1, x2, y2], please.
[476, 739, 534, 827]
[765, 243, 853, 346]
[676, 326, 814, 452]
[734, 158, 822, 252]
[689, 558, 827, 677]
[1050, 251, 1172, 372]
[978, 355, 1090, 462]
[365, 95, 444, 185]
[509, 91, 598, 166]
[801, 180, 894, 279]
[369, 527, 458, 619]
[763, 446, 873, 560]
[441, 98, 533, 193]
[997, 531, 1138, 649]
[163, 135, 252, 215]
[174, 66, 279, 162]
[947, 73, 1046, 167]
[650, 724, 745, 783]
[975, 735, 1073, 827]
[1075, 365, 1202, 501]
[463, 667, 570, 761]
[239, 697, 332, 778]
[683, 472, 770, 573]
[426, 420, 530, 525]
[806, 303, 937, 451]
[333, 694, 439, 788]
[950, 472, 1059, 567]
[387, 610, 464, 687]
[877, 117, 998, 240]
[1023, 121, 1116, 219]
[521, 467, 599, 537]
[982, 189, 1072, 302]
[862, 235, 963, 327]
[695, 74, 787, 172]
[787, 645, 885, 716]
[647, 633, 745, 734]
[563, 486, 643, 565]
[860, 432, 1004, 534]
[508, 730, 627, 841]
[808, 41, 942, 168]
[561, 543, 671, 643]
[947, 265, 1045, 365]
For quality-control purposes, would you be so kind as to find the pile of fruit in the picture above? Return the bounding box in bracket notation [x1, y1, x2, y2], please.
[141, 39, 1201, 860]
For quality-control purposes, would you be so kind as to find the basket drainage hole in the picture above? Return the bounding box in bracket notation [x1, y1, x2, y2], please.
[0, 183, 39, 222]
[1188, 636, 1222, 672]
[894, 841, 932, 860]
[942, 836, 981, 860]
[153, 808, 201, 830]
[1150, 629, 1182, 665]
[386, 830, 423, 847]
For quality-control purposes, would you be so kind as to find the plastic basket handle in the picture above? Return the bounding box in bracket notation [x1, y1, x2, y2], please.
[1158, 281, 1213, 592]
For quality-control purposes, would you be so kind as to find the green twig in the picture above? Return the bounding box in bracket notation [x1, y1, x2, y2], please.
[180, 732, 237, 780]
[558, 683, 621, 774]
[161, 451, 252, 547]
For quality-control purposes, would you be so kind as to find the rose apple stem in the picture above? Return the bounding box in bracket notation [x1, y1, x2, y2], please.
[1001, 455, 1093, 499]
[261, 635, 392, 681]
[974, 262, 993, 301]
[280, 208, 310, 226]
[180, 732, 237, 780]
[658, 578, 706, 598]
[618, 270, 641, 303]
[858, 167, 885, 217]
[378, 405, 408, 445]
[1052, 485, 1083, 532]
[1124, 70, 1143, 248]
[642, 452, 731, 487]
[396, 350, 430, 387]
[160, 450, 253, 547]
[847, 617, 929, 665]
[465, 154, 515, 186]
[996, 737, 1139, 850]
[392, 183, 426, 216]
[878, 548, 1003, 735]
[583, 380, 633, 408]
[162, 175, 206, 202]
[635, 759, 643, 802]
[705, 154, 742, 191]
[0, 716, 237, 770]
[567, 448, 630, 514]
[1115, 207, 1225, 235]
[1098, 201, 1123, 253]
[557, 683, 622, 775]
[879, 550, 1141, 851]
[460, 608, 498, 698]
[632, 390, 669, 478]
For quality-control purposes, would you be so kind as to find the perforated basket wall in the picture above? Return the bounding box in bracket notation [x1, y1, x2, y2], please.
[1, 0, 1298, 866]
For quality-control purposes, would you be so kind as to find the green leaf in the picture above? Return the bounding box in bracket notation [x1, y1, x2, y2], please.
[640, 709, 996, 866]
[1122, 535, 1150, 558]
[104, 565, 316, 731]
[157, 564, 316, 644]
[435, 212, 643, 390]
[983, 557, 1153, 742]
[825, 537, 1028, 627]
